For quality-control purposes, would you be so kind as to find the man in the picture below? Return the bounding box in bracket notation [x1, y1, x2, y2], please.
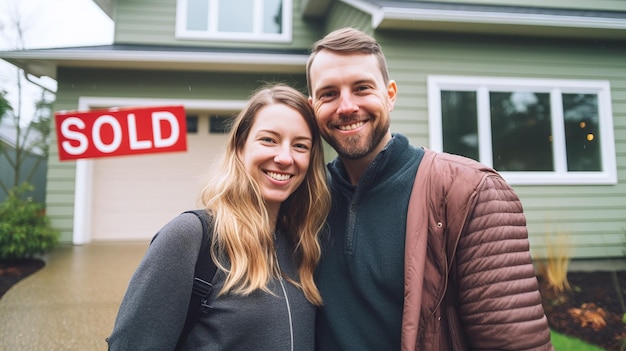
[306, 27, 553, 350]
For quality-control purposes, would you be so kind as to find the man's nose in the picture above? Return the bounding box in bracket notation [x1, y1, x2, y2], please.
[337, 92, 358, 115]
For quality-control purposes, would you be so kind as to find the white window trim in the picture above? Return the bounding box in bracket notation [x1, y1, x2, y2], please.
[427, 75, 617, 185]
[175, 0, 293, 43]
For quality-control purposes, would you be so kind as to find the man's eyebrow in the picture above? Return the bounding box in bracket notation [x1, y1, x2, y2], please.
[353, 78, 376, 86]
[314, 84, 335, 96]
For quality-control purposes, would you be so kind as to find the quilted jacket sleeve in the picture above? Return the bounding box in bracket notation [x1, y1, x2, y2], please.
[455, 174, 553, 350]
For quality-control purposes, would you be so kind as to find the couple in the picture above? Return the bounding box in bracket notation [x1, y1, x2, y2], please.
[108, 28, 553, 350]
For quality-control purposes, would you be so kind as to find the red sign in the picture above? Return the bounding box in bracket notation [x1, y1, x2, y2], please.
[55, 105, 187, 161]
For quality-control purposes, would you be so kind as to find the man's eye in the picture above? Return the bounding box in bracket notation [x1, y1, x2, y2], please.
[319, 91, 336, 99]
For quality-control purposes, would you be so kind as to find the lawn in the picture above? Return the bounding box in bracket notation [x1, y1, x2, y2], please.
[551, 330, 607, 351]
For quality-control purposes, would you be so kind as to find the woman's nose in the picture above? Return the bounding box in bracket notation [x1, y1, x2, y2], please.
[274, 145, 294, 166]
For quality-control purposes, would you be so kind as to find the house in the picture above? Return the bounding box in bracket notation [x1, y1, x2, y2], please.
[0, 0, 624, 260]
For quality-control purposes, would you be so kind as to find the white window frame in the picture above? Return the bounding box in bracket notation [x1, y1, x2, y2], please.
[175, 0, 292, 43]
[427, 76, 617, 185]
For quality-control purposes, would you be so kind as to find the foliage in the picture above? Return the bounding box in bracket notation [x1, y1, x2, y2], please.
[0, 91, 54, 199]
[536, 231, 571, 294]
[0, 90, 12, 155]
[0, 90, 12, 120]
[550, 329, 606, 351]
[567, 303, 608, 331]
[0, 182, 59, 259]
[27, 97, 54, 157]
[616, 228, 626, 327]
[0, 5, 56, 200]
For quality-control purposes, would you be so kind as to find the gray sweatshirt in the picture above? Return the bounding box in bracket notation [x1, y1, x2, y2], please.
[107, 212, 314, 351]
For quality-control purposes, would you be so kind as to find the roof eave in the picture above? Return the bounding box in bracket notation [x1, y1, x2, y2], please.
[0, 49, 309, 79]
[374, 7, 626, 40]
[91, 0, 114, 20]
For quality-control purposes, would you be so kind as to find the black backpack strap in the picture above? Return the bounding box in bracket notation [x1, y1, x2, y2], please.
[175, 210, 218, 351]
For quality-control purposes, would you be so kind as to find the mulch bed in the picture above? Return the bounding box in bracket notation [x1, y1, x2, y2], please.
[539, 271, 626, 351]
[0, 259, 45, 299]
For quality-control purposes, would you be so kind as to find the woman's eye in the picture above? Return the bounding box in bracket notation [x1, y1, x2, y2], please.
[260, 137, 275, 143]
[294, 143, 310, 150]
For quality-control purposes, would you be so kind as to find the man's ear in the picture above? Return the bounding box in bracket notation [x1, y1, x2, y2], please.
[387, 80, 398, 111]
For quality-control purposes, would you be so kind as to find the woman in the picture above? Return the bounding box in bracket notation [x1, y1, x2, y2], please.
[107, 84, 330, 351]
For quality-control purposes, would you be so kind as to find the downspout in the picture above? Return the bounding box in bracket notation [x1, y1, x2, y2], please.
[23, 72, 57, 94]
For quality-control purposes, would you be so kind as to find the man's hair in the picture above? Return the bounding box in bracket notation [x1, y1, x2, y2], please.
[306, 27, 390, 96]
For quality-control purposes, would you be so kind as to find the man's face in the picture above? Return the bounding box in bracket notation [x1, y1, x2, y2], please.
[308, 50, 397, 161]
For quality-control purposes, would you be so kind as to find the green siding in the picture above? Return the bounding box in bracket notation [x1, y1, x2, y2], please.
[373, 30, 626, 258]
[323, 1, 372, 35]
[114, 0, 321, 49]
[47, 68, 308, 243]
[47, 92, 78, 242]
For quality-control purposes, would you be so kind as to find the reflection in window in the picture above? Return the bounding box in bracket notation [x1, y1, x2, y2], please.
[186, 0, 208, 30]
[218, 0, 253, 33]
[441, 91, 478, 161]
[264, 0, 282, 34]
[441, 90, 603, 173]
[490, 92, 553, 171]
[563, 94, 601, 171]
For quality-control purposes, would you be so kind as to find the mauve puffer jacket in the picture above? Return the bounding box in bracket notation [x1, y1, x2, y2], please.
[401, 149, 553, 351]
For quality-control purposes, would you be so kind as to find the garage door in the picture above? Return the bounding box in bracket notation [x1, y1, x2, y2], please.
[90, 115, 229, 242]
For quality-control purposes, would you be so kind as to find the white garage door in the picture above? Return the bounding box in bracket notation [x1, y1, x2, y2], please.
[90, 115, 229, 242]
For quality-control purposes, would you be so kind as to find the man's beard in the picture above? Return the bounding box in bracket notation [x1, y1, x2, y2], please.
[324, 117, 390, 160]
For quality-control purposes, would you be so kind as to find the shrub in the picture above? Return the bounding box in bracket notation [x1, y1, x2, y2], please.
[536, 231, 571, 294]
[0, 183, 60, 260]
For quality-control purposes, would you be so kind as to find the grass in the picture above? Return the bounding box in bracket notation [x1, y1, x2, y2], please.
[551, 330, 606, 351]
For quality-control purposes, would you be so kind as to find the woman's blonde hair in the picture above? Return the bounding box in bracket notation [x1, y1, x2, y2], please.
[200, 83, 330, 305]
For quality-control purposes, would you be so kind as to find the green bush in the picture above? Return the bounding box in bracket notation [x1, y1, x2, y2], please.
[0, 183, 60, 259]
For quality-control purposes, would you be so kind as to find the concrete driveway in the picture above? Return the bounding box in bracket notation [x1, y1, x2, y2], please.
[0, 243, 148, 351]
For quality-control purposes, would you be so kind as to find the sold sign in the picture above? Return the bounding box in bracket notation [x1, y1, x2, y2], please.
[55, 105, 187, 161]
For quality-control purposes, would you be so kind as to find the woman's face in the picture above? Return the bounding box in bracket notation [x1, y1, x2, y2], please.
[239, 103, 312, 213]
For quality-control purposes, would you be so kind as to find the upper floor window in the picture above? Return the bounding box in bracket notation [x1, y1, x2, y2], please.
[427, 76, 617, 185]
[176, 0, 292, 42]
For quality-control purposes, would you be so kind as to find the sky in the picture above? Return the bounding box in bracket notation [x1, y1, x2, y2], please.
[0, 0, 114, 123]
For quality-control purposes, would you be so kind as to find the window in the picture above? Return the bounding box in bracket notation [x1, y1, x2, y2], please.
[209, 115, 233, 133]
[428, 76, 616, 185]
[186, 115, 199, 133]
[176, 0, 292, 42]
